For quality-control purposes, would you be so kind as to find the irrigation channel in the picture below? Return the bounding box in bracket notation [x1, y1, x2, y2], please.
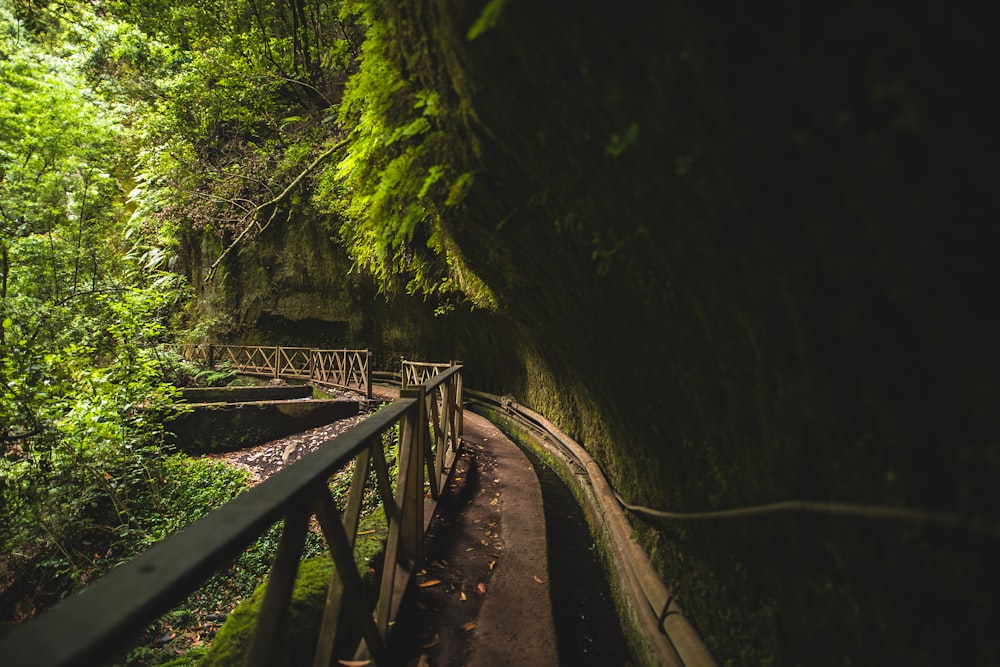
[522, 443, 632, 663]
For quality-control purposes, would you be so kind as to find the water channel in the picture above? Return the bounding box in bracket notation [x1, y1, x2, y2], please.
[516, 443, 634, 665]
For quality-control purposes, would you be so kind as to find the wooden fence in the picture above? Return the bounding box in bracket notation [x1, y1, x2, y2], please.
[401, 359, 451, 387]
[0, 365, 464, 667]
[169, 344, 372, 398]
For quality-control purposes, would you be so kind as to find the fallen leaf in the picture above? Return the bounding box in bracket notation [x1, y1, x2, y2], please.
[419, 579, 442, 588]
[337, 661, 371, 666]
[416, 655, 430, 667]
[460, 590, 467, 601]
[462, 621, 476, 631]
[420, 633, 439, 649]
[477, 582, 487, 595]
[533, 575, 544, 584]
[489, 560, 496, 570]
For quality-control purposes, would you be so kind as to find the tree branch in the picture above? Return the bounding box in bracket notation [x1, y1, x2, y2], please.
[205, 138, 348, 281]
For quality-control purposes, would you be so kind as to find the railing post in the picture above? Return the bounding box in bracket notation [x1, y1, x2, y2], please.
[245, 501, 311, 667]
[207, 344, 215, 369]
[399, 386, 426, 561]
[452, 360, 464, 446]
[274, 345, 280, 379]
[366, 350, 372, 399]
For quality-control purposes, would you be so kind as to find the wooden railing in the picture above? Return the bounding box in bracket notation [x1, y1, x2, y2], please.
[169, 344, 372, 398]
[401, 359, 450, 387]
[0, 364, 464, 667]
[312, 348, 371, 397]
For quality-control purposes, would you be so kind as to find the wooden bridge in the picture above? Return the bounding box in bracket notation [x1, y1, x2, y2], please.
[0, 354, 716, 667]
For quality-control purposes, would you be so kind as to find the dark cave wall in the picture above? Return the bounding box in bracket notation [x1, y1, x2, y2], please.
[367, 1, 1000, 664]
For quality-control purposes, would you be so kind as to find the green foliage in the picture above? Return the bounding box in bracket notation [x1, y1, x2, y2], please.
[0, 1, 222, 626]
[156, 352, 240, 389]
[317, 1, 496, 310]
[147, 455, 250, 540]
[91, 0, 361, 289]
[466, 0, 508, 41]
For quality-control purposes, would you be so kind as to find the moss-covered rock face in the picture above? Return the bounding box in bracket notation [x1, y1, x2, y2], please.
[333, 4, 995, 664]
[189, 2, 999, 664]
[187, 209, 375, 347]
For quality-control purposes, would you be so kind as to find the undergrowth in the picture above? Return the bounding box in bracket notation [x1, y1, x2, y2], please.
[114, 423, 398, 666]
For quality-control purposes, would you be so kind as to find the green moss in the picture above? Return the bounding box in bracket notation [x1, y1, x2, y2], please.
[161, 647, 208, 666]
[199, 557, 334, 667]
[199, 511, 388, 666]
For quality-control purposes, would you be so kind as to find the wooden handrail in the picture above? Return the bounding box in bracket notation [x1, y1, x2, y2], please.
[0, 365, 464, 667]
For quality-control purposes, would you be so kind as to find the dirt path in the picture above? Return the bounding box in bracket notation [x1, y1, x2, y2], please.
[206, 384, 558, 666]
[386, 410, 558, 667]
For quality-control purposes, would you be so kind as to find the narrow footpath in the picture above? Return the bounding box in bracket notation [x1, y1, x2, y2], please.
[203, 384, 559, 665]
[385, 408, 559, 667]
